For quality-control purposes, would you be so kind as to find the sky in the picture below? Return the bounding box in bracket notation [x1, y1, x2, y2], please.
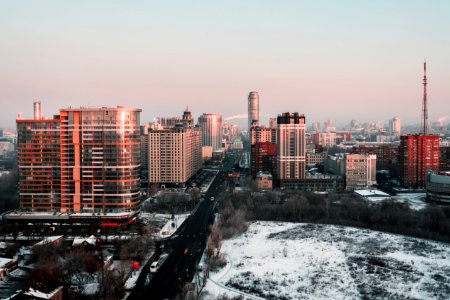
[1, 0, 449, 129]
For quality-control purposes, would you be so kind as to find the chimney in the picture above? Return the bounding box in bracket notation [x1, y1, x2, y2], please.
[33, 101, 41, 120]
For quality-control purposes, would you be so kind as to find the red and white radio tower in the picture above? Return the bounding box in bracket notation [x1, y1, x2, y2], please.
[421, 60, 428, 135]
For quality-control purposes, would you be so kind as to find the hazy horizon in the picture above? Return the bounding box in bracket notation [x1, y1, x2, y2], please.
[1, 1, 449, 129]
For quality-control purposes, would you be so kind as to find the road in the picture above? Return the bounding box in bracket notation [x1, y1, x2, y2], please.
[128, 156, 238, 299]
[128, 174, 223, 299]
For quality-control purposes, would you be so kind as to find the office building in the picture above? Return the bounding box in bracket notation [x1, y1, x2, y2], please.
[277, 112, 306, 183]
[248, 91, 259, 130]
[399, 135, 440, 188]
[198, 113, 222, 150]
[345, 154, 377, 191]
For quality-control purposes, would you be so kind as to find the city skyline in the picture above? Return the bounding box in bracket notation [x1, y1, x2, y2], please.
[1, 1, 450, 128]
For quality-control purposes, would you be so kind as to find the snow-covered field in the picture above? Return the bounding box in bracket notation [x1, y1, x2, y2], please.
[202, 222, 450, 300]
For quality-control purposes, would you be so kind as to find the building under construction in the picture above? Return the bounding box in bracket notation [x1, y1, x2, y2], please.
[6, 102, 142, 228]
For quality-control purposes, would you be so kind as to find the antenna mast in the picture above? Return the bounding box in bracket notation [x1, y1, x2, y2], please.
[421, 61, 428, 135]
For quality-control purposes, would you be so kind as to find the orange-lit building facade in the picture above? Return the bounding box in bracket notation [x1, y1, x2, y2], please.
[399, 135, 440, 188]
[17, 105, 141, 214]
[17, 117, 61, 212]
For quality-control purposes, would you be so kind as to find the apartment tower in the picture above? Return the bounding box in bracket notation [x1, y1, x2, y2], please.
[277, 112, 306, 182]
[17, 104, 142, 214]
[149, 109, 202, 186]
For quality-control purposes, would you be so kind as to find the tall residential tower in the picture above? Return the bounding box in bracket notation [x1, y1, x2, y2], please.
[17, 104, 142, 215]
[277, 112, 306, 183]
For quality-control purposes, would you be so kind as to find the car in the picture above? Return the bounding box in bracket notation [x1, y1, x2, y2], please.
[150, 261, 159, 273]
[210, 197, 215, 201]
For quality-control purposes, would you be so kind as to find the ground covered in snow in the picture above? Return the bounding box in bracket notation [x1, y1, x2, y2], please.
[202, 222, 450, 300]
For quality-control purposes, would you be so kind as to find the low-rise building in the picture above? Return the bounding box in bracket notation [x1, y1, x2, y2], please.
[345, 154, 377, 191]
[426, 171, 450, 203]
[256, 171, 273, 190]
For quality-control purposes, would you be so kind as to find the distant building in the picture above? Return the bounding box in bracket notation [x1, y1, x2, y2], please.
[280, 174, 345, 192]
[148, 109, 202, 186]
[202, 146, 213, 163]
[277, 112, 306, 186]
[269, 117, 277, 129]
[198, 113, 222, 150]
[353, 143, 398, 171]
[231, 139, 243, 150]
[157, 116, 182, 129]
[313, 132, 336, 148]
[440, 146, 450, 172]
[324, 154, 346, 176]
[0, 141, 14, 155]
[306, 152, 326, 166]
[426, 171, 450, 203]
[256, 171, 273, 190]
[345, 154, 377, 191]
[248, 91, 259, 130]
[399, 135, 440, 188]
[389, 117, 401, 135]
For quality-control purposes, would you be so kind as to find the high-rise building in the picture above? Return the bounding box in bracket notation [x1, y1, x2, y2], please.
[140, 125, 150, 175]
[17, 112, 61, 212]
[345, 154, 377, 191]
[59, 106, 141, 213]
[17, 104, 142, 214]
[198, 113, 222, 150]
[399, 135, 440, 188]
[277, 112, 306, 183]
[389, 117, 401, 135]
[148, 116, 202, 186]
[248, 91, 259, 130]
[398, 62, 440, 189]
